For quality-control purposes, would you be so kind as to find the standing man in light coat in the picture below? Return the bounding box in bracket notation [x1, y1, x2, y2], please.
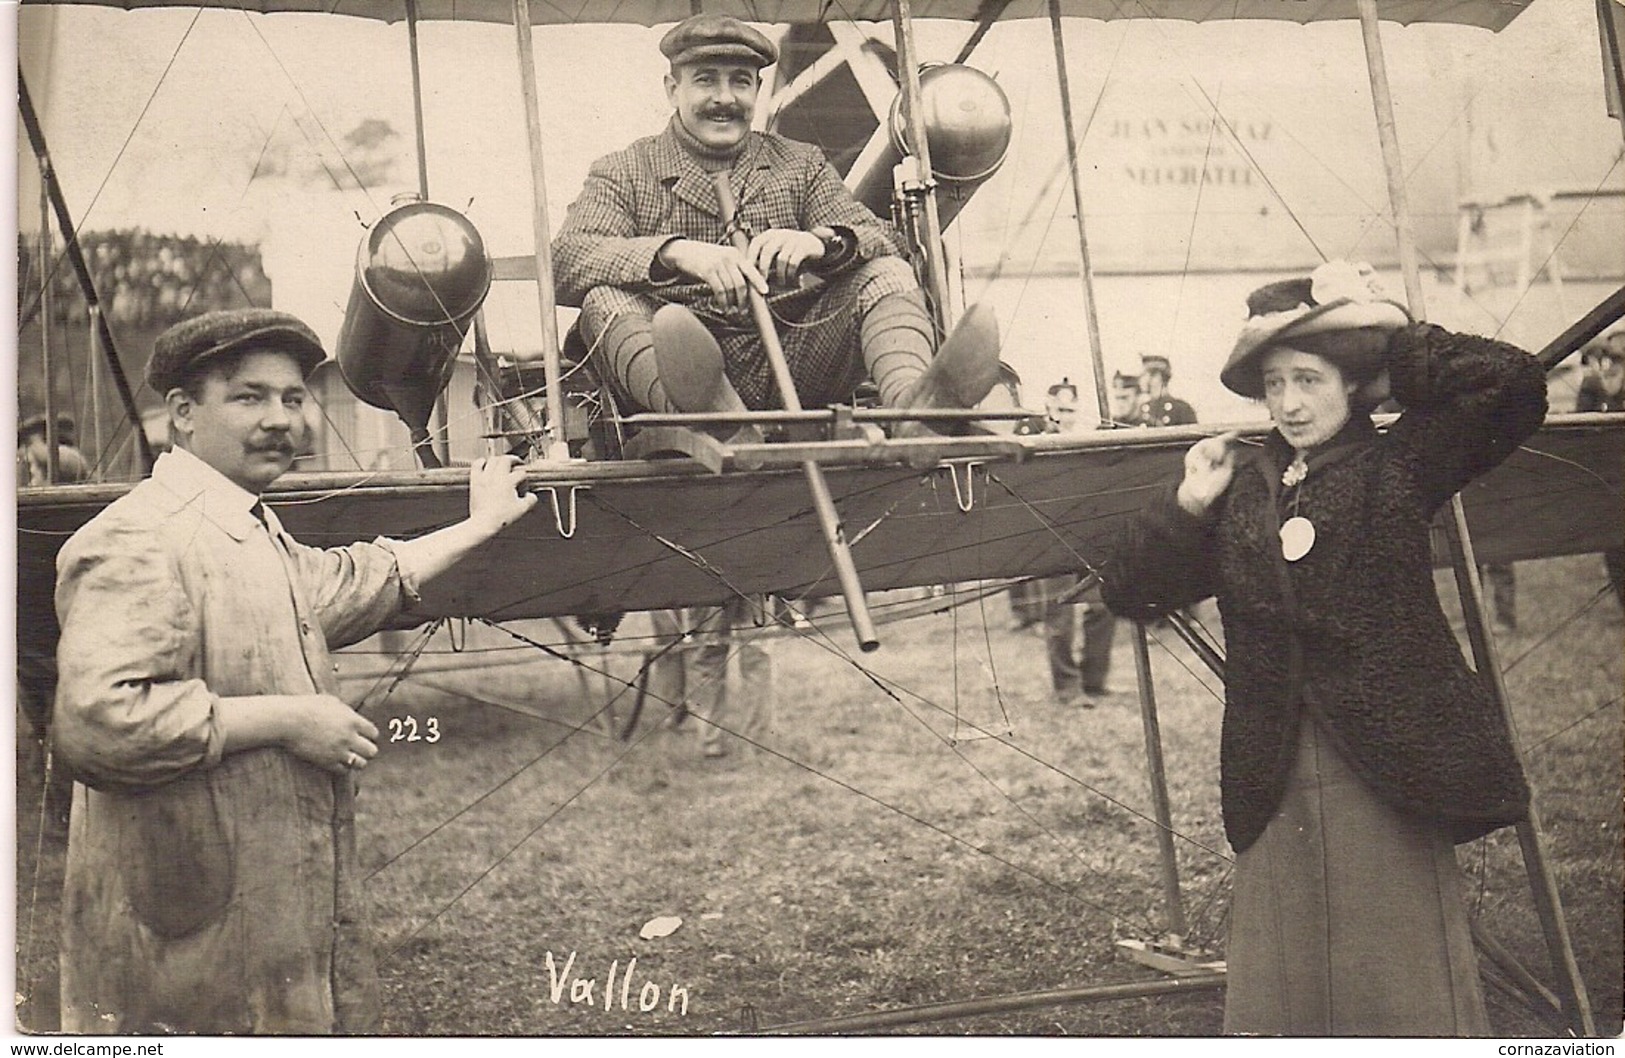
[51, 309, 536, 1034]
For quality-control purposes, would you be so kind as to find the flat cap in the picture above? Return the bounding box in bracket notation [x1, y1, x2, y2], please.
[147, 308, 326, 394]
[18, 413, 77, 445]
[660, 14, 776, 70]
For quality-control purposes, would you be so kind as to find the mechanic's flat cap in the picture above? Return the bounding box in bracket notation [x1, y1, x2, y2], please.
[660, 14, 776, 69]
[148, 308, 326, 394]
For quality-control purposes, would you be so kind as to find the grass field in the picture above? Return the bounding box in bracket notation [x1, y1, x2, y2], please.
[14, 554, 1623, 1037]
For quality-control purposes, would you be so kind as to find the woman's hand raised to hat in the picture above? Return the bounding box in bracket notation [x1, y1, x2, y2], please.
[469, 454, 539, 536]
[1177, 432, 1240, 516]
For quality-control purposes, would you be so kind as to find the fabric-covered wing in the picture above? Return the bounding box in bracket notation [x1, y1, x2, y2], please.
[20, 0, 1533, 31]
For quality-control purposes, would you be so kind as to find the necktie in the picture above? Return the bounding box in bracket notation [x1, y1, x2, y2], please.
[249, 500, 267, 527]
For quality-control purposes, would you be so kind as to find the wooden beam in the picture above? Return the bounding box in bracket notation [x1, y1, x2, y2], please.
[1536, 283, 1625, 369]
[405, 0, 430, 202]
[1441, 503, 1596, 1036]
[1358, 2, 1594, 1034]
[1047, 0, 1111, 426]
[510, 0, 571, 461]
[1131, 619, 1187, 940]
[39, 168, 60, 484]
[890, 0, 954, 333]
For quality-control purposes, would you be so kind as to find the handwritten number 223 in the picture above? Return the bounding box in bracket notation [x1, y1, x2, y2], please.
[388, 715, 441, 744]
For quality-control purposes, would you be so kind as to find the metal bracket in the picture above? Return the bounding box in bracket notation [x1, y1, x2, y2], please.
[532, 484, 583, 538]
[943, 461, 984, 512]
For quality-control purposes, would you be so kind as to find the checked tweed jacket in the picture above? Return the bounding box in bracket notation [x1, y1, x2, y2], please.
[553, 123, 916, 408]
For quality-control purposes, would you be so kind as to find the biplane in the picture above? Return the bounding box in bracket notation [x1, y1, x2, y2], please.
[13, 0, 1625, 1037]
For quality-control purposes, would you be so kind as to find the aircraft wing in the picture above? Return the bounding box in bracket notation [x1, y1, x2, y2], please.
[20, 0, 1534, 30]
[20, 416, 1620, 623]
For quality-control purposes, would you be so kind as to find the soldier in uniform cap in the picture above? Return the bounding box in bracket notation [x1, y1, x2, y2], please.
[1578, 333, 1625, 607]
[17, 412, 92, 485]
[1136, 353, 1198, 427]
[1108, 370, 1143, 426]
[51, 308, 537, 1033]
[553, 13, 1000, 427]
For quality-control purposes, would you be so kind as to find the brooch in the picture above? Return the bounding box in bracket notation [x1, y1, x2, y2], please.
[1281, 454, 1308, 488]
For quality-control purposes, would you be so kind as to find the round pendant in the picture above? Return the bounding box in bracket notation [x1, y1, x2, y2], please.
[1280, 516, 1316, 562]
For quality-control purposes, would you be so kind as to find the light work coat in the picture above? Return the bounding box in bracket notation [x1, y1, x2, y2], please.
[53, 448, 413, 1034]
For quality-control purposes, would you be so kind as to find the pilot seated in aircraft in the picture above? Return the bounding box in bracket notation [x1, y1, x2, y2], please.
[552, 13, 1000, 430]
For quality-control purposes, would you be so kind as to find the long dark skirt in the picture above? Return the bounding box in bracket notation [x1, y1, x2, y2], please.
[1223, 719, 1490, 1036]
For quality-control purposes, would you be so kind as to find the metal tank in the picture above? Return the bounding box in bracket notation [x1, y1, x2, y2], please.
[853, 63, 1014, 231]
[335, 197, 492, 467]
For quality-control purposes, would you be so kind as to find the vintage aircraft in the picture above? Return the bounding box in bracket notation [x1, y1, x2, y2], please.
[14, 0, 1625, 1035]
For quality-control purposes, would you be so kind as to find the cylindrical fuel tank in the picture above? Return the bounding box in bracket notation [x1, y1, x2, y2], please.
[852, 64, 1013, 231]
[335, 198, 492, 414]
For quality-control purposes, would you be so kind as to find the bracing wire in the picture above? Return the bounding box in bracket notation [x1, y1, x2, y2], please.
[18, 8, 205, 324]
[237, 11, 385, 211]
[1167, 78, 1225, 348]
[352, 462, 1255, 945]
[1490, 154, 1625, 344]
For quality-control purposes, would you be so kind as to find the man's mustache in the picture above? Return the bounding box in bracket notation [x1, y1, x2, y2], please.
[699, 106, 747, 121]
[248, 438, 296, 456]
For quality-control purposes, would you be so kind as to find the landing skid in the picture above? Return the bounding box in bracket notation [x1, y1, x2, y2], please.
[1115, 937, 1226, 977]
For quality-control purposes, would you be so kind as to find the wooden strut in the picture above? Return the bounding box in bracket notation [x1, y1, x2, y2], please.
[1536, 283, 1625, 370]
[405, 0, 450, 466]
[710, 171, 879, 652]
[40, 165, 60, 484]
[17, 70, 155, 474]
[1047, 0, 1112, 427]
[404, 0, 430, 203]
[1130, 619, 1188, 941]
[510, 0, 571, 462]
[1601, 0, 1625, 149]
[1356, 1, 1594, 1034]
[889, 0, 955, 335]
[89, 306, 104, 475]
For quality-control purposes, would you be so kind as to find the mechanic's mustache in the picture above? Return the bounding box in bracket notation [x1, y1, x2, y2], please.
[248, 438, 296, 456]
[699, 105, 748, 121]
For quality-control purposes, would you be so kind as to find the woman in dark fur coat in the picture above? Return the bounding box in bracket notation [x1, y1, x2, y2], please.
[1102, 261, 1547, 1035]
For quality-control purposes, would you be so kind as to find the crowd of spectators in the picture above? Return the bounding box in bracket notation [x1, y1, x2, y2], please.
[18, 228, 271, 330]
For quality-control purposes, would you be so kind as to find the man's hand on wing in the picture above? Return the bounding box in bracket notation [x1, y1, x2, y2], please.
[468, 454, 538, 536]
[658, 239, 767, 310]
